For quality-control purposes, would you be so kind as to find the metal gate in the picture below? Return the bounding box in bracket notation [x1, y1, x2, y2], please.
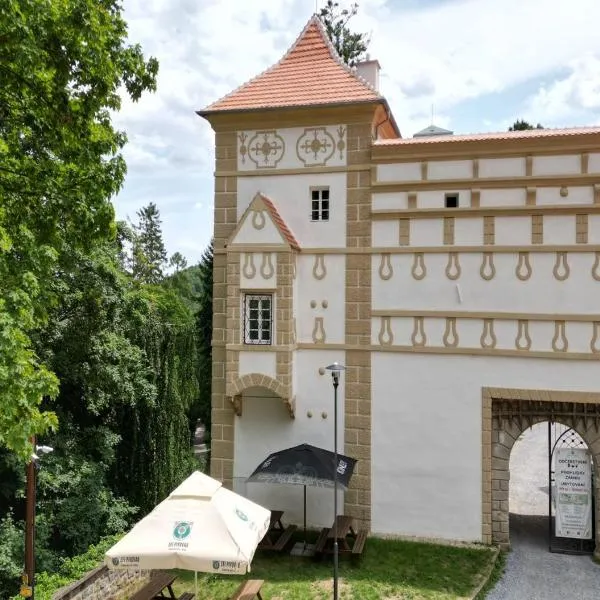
[548, 422, 595, 554]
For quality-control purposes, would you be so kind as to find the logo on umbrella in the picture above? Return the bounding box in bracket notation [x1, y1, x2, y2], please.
[235, 508, 248, 522]
[173, 521, 193, 540]
[112, 558, 120, 566]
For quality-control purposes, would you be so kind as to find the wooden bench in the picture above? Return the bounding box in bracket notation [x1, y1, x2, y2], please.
[230, 579, 264, 600]
[272, 524, 297, 551]
[352, 529, 368, 556]
[178, 593, 195, 600]
[314, 527, 330, 554]
[130, 571, 177, 600]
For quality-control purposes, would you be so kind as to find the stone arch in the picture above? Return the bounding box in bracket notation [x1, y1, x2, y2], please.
[227, 373, 295, 418]
[482, 387, 600, 559]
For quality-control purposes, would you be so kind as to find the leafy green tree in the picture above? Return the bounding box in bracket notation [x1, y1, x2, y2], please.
[169, 252, 188, 272]
[132, 203, 168, 284]
[0, 0, 158, 459]
[319, 0, 369, 66]
[509, 119, 544, 131]
[193, 241, 214, 438]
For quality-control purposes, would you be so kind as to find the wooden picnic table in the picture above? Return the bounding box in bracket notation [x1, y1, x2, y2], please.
[269, 510, 285, 532]
[130, 571, 178, 600]
[314, 515, 367, 557]
[258, 510, 297, 551]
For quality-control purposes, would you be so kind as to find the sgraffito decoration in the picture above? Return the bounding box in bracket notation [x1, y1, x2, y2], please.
[296, 127, 336, 167]
[248, 130, 285, 168]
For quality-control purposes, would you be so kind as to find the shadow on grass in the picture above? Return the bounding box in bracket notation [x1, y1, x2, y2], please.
[173, 530, 496, 599]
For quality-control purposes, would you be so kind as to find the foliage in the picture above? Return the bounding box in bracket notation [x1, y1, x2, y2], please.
[318, 0, 369, 66]
[0, 0, 158, 459]
[131, 203, 168, 284]
[509, 119, 544, 131]
[0, 512, 23, 594]
[193, 241, 214, 438]
[170, 252, 188, 272]
[9, 534, 123, 600]
[172, 532, 497, 600]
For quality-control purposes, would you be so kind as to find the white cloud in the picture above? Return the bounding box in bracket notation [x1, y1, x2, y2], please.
[113, 0, 600, 262]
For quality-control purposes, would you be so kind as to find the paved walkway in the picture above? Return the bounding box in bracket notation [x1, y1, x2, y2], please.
[486, 425, 600, 599]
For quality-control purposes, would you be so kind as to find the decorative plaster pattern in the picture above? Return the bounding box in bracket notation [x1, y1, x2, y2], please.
[296, 127, 336, 166]
[576, 214, 588, 244]
[251, 209, 266, 230]
[378, 253, 393, 280]
[531, 215, 543, 244]
[312, 317, 326, 343]
[399, 218, 410, 245]
[480, 319, 497, 349]
[515, 252, 532, 281]
[227, 373, 295, 418]
[552, 321, 568, 352]
[552, 252, 570, 281]
[593, 252, 600, 281]
[442, 317, 459, 347]
[336, 126, 346, 160]
[483, 216, 495, 244]
[238, 133, 248, 164]
[242, 253, 256, 279]
[411, 253, 426, 280]
[378, 316, 394, 346]
[480, 253, 496, 280]
[248, 130, 285, 168]
[411, 316, 427, 347]
[445, 252, 461, 280]
[515, 320, 532, 350]
[443, 217, 455, 245]
[260, 253, 275, 279]
[591, 322, 600, 353]
[313, 254, 327, 280]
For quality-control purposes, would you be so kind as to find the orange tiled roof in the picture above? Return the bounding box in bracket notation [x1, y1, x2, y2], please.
[200, 16, 381, 114]
[259, 193, 300, 251]
[375, 126, 600, 145]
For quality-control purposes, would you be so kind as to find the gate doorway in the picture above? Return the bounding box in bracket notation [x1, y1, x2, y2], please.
[483, 388, 600, 559]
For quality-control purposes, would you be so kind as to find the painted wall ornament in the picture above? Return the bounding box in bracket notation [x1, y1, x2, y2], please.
[312, 317, 326, 344]
[552, 321, 568, 352]
[248, 130, 285, 168]
[553, 252, 570, 281]
[443, 317, 459, 348]
[242, 253, 256, 279]
[251, 209, 266, 230]
[593, 252, 600, 281]
[260, 253, 275, 279]
[515, 320, 532, 350]
[515, 252, 532, 281]
[378, 316, 394, 346]
[312, 255, 327, 280]
[480, 319, 497, 349]
[411, 316, 427, 347]
[445, 253, 461, 280]
[411, 253, 426, 280]
[296, 127, 336, 167]
[238, 132, 248, 164]
[336, 126, 346, 160]
[480, 253, 496, 281]
[378, 253, 393, 280]
[591, 322, 600, 353]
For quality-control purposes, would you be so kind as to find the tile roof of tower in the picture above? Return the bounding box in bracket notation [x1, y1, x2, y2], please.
[199, 15, 382, 114]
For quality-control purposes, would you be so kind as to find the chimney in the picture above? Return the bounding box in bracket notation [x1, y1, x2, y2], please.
[355, 58, 380, 92]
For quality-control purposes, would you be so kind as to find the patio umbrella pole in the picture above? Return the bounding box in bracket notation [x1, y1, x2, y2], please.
[195, 571, 197, 597]
[303, 484, 307, 549]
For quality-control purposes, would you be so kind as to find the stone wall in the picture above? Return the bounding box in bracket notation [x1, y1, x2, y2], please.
[52, 566, 150, 600]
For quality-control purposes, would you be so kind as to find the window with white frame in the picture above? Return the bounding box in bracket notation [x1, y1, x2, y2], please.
[311, 188, 330, 221]
[243, 294, 272, 345]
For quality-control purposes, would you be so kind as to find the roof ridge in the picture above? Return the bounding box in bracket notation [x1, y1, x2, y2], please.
[257, 192, 300, 250]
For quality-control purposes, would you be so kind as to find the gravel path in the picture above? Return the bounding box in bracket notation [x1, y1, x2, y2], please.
[486, 425, 600, 599]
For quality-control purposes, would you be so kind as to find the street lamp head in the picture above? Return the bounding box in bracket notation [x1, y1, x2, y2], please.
[325, 362, 346, 384]
[35, 445, 54, 455]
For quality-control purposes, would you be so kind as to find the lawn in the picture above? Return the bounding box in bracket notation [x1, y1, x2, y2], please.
[170, 531, 497, 600]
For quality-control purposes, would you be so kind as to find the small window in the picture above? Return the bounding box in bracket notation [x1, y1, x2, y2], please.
[445, 193, 459, 208]
[311, 188, 330, 221]
[243, 294, 272, 345]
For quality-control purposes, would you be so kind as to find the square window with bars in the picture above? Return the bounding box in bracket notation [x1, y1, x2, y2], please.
[243, 294, 272, 345]
[311, 188, 330, 221]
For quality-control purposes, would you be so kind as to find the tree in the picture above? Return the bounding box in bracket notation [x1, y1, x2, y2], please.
[0, 0, 158, 459]
[169, 252, 188, 272]
[509, 119, 544, 131]
[132, 203, 168, 284]
[319, 1, 369, 66]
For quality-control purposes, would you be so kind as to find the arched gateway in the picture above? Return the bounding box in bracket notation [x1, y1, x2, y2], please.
[483, 387, 600, 557]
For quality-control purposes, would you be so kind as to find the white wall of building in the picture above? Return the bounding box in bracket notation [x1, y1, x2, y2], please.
[428, 160, 473, 180]
[233, 350, 346, 528]
[479, 157, 526, 178]
[239, 252, 278, 289]
[377, 162, 422, 182]
[296, 254, 346, 344]
[533, 155, 580, 176]
[371, 352, 600, 541]
[238, 351, 277, 379]
[238, 173, 347, 248]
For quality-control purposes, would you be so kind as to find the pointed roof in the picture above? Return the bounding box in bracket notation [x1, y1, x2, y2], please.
[413, 124, 454, 138]
[227, 193, 300, 251]
[199, 16, 382, 115]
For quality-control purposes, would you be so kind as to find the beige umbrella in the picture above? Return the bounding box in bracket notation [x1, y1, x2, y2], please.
[105, 471, 270, 592]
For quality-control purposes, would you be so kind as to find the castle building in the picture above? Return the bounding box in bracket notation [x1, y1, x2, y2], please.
[199, 15, 600, 553]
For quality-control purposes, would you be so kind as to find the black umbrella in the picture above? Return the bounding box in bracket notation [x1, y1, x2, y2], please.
[246, 443, 357, 545]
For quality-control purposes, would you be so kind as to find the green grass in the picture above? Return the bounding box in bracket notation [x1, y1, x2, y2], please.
[171, 531, 497, 600]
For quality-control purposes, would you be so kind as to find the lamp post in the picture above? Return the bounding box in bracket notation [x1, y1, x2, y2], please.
[325, 362, 345, 600]
[22, 442, 53, 600]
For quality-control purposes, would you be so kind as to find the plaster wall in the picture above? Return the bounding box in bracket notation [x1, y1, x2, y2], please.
[377, 162, 422, 182]
[238, 174, 347, 248]
[588, 153, 600, 173]
[480, 189, 527, 207]
[428, 160, 473, 180]
[296, 254, 346, 344]
[418, 189, 472, 209]
[411, 219, 444, 246]
[372, 192, 409, 211]
[533, 154, 580, 175]
[494, 216, 531, 245]
[479, 157, 526, 178]
[371, 352, 600, 541]
[238, 351, 277, 380]
[371, 252, 600, 314]
[237, 125, 347, 171]
[233, 350, 345, 528]
[232, 216, 284, 245]
[536, 186, 593, 205]
[454, 218, 484, 245]
[372, 221, 399, 247]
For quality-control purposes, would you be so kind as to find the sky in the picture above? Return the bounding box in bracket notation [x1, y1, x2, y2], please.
[112, 0, 600, 265]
